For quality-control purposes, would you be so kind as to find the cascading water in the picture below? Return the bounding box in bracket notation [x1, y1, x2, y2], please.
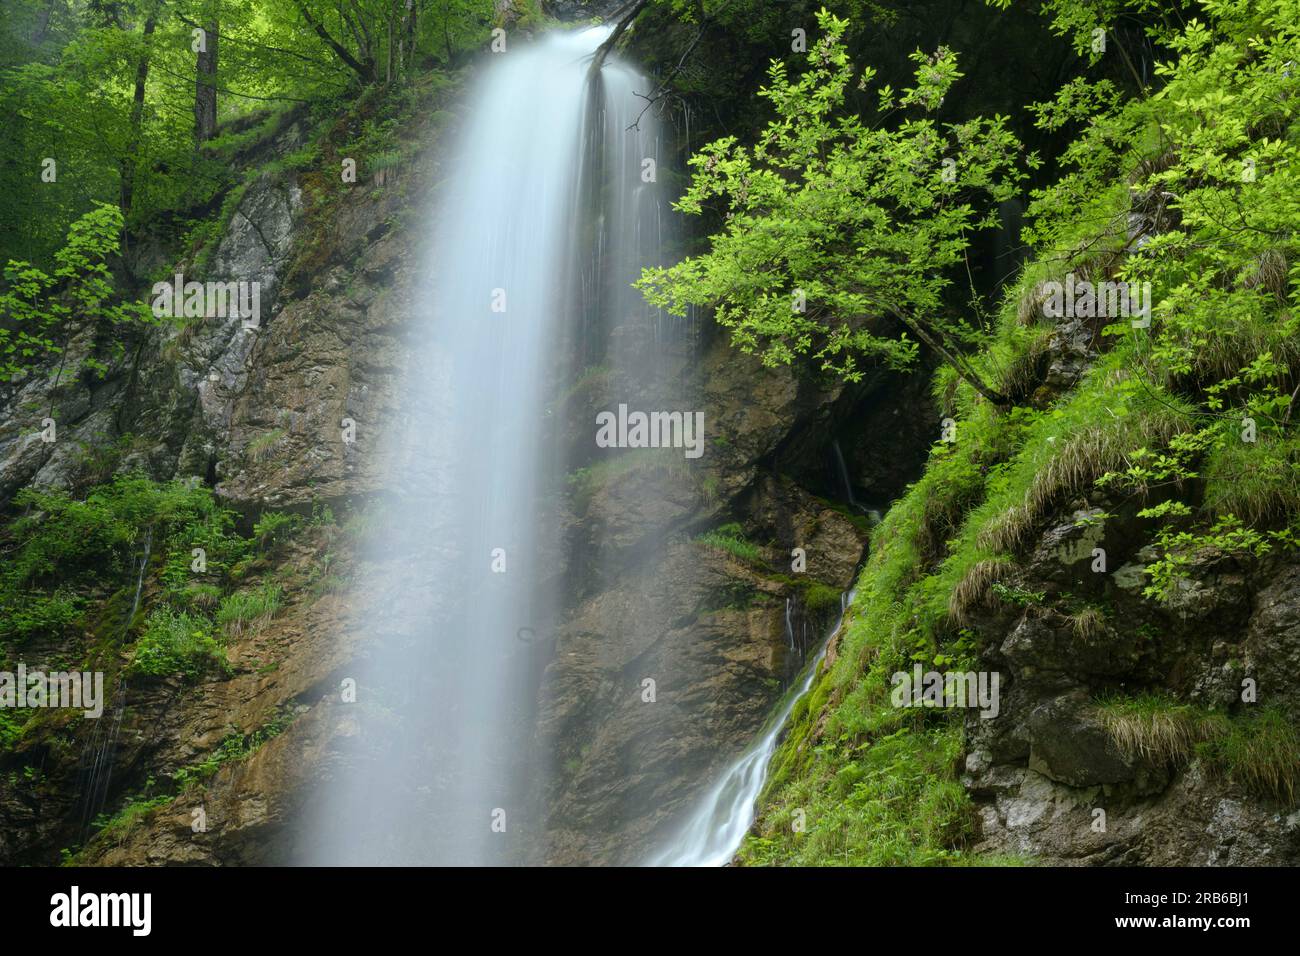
[306, 19, 799, 868]
[77, 526, 151, 836]
[646, 592, 853, 867]
[305, 25, 654, 866]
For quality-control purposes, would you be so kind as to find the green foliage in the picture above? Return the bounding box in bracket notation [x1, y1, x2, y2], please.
[801, 580, 843, 616]
[1140, 514, 1274, 604]
[252, 510, 299, 550]
[0, 475, 230, 647]
[1029, 0, 1300, 591]
[1198, 705, 1300, 804]
[0, 709, 31, 752]
[0, 203, 156, 382]
[741, 722, 973, 866]
[0, 591, 81, 647]
[986, 581, 1044, 607]
[1097, 695, 1300, 804]
[172, 707, 295, 790]
[566, 451, 691, 511]
[128, 606, 226, 680]
[90, 791, 172, 843]
[638, 8, 1027, 398]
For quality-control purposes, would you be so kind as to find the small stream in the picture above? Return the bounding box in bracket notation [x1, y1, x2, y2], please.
[647, 591, 853, 866]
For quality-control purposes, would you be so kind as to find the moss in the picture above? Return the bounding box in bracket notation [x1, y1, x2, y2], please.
[800, 580, 842, 616]
[566, 451, 691, 512]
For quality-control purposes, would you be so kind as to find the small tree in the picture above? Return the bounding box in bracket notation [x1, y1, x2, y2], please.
[0, 202, 155, 382]
[636, 8, 1029, 403]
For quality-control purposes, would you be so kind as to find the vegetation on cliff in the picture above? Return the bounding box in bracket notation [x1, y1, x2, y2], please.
[718, 0, 1300, 864]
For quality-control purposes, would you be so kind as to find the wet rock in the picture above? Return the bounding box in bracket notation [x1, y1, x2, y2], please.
[1026, 694, 1139, 788]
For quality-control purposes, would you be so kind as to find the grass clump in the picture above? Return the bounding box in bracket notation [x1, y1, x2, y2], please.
[1096, 694, 1225, 767]
[695, 522, 763, 564]
[1202, 433, 1300, 525]
[246, 428, 287, 463]
[89, 791, 172, 844]
[1069, 605, 1106, 640]
[1198, 705, 1300, 804]
[1099, 697, 1300, 804]
[216, 583, 282, 638]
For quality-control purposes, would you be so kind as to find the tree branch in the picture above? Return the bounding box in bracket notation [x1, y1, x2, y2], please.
[588, 0, 649, 79]
[289, 0, 375, 81]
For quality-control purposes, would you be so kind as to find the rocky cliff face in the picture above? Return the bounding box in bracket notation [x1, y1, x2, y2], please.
[963, 499, 1300, 864]
[537, 333, 920, 864]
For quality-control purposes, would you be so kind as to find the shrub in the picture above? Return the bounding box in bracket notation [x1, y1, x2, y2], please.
[129, 607, 225, 680]
[253, 511, 298, 551]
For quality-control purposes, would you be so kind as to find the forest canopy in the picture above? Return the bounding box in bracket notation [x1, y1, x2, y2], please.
[0, 0, 500, 268]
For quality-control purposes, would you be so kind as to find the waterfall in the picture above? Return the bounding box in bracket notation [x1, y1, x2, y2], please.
[646, 592, 852, 867]
[306, 25, 653, 866]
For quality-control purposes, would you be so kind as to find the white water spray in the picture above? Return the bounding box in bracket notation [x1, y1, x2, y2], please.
[307, 26, 621, 866]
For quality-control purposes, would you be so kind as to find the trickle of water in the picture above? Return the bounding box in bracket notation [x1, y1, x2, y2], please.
[78, 526, 151, 837]
[646, 592, 853, 867]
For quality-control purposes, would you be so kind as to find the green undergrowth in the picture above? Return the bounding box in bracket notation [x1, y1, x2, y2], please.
[565, 449, 692, 512]
[68, 705, 299, 859]
[0, 475, 310, 759]
[171, 706, 297, 792]
[695, 522, 764, 564]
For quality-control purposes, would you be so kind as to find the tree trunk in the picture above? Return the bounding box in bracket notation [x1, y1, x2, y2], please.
[119, 3, 159, 226]
[405, 0, 417, 72]
[30, 0, 59, 44]
[887, 306, 1010, 406]
[588, 0, 649, 79]
[194, 9, 220, 145]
